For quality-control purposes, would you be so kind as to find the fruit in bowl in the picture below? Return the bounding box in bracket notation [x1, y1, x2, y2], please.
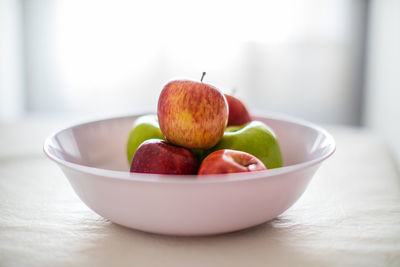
[126, 114, 207, 166]
[130, 139, 198, 175]
[224, 94, 252, 126]
[209, 121, 283, 169]
[157, 74, 228, 150]
[124, 73, 278, 175]
[126, 115, 165, 164]
[198, 149, 267, 176]
[127, 74, 282, 175]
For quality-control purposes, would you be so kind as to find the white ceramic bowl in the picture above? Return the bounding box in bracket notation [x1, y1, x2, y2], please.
[44, 113, 335, 236]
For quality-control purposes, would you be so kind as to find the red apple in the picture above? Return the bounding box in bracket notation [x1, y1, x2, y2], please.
[158, 76, 228, 149]
[197, 149, 267, 176]
[224, 94, 251, 126]
[130, 139, 198, 175]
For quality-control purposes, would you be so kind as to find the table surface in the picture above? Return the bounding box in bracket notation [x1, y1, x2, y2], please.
[1, 116, 400, 267]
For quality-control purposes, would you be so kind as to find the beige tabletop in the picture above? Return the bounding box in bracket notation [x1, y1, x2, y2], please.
[1, 116, 400, 267]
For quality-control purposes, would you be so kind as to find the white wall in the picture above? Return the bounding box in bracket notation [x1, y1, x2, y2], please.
[0, 0, 24, 120]
[20, 0, 366, 125]
[364, 0, 400, 166]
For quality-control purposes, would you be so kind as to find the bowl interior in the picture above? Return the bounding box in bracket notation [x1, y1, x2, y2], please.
[45, 114, 334, 174]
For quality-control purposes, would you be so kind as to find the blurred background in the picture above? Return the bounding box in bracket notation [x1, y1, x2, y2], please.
[0, 0, 399, 165]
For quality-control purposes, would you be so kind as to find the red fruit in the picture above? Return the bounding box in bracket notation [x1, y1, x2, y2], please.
[158, 79, 228, 149]
[224, 94, 251, 126]
[198, 149, 267, 176]
[130, 139, 198, 175]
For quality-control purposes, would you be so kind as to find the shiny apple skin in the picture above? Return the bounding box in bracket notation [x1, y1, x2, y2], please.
[210, 121, 283, 169]
[224, 94, 251, 126]
[130, 139, 198, 175]
[126, 114, 165, 164]
[158, 80, 228, 149]
[198, 149, 267, 176]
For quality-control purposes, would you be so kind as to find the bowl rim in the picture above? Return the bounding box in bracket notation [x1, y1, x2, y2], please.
[43, 112, 336, 184]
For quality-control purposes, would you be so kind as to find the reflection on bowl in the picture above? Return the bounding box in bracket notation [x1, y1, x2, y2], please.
[44, 113, 335, 236]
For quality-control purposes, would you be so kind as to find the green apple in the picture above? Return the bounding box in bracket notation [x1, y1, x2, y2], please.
[126, 115, 165, 164]
[210, 121, 283, 169]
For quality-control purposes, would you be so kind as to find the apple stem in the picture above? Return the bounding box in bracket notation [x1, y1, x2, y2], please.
[200, 72, 206, 82]
[230, 88, 237, 96]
